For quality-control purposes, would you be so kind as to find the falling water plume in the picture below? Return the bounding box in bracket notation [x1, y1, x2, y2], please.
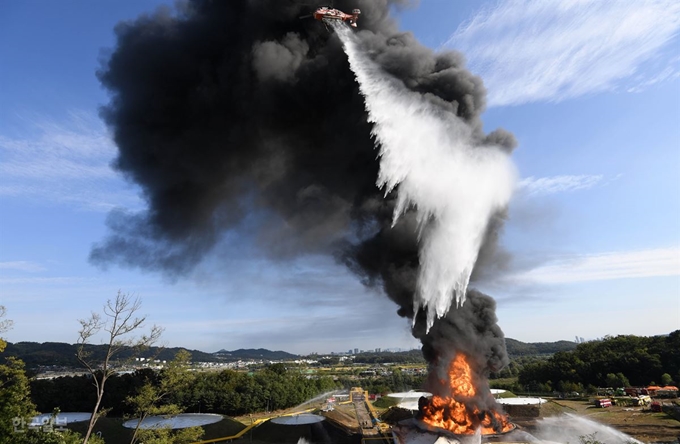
[333, 22, 516, 330]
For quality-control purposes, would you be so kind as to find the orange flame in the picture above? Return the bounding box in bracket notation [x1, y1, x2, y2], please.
[420, 354, 513, 435]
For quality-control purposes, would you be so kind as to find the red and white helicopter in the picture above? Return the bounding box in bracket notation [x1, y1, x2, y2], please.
[301, 6, 361, 28]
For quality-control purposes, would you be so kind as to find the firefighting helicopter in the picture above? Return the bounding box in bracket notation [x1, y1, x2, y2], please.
[300, 5, 361, 29]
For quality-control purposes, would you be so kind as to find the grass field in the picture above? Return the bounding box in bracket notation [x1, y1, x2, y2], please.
[548, 399, 680, 442]
[372, 396, 399, 409]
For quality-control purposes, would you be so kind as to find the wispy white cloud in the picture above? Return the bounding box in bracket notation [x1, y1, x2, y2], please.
[513, 246, 680, 284]
[627, 62, 680, 93]
[445, 0, 680, 106]
[0, 276, 88, 285]
[518, 174, 604, 196]
[0, 261, 46, 273]
[0, 111, 142, 211]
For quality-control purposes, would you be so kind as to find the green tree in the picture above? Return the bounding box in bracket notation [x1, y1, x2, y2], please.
[77, 292, 163, 444]
[128, 350, 202, 444]
[0, 305, 35, 443]
[605, 372, 630, 388]
[660, 372, 672, 386]
[0, 357, 35, 443]
[133, 427, 202, 444]
[0, 307, 100, 444]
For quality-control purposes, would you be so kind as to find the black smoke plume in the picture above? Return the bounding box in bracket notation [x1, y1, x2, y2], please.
[93, 0, 514, 385]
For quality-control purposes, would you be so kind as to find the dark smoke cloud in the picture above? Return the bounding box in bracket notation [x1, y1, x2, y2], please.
[93, 0, 512, 375]
[414, 290, 508, 425]
[414, 290, 508, 382]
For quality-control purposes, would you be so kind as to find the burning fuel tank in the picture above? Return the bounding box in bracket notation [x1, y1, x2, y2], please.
[392, 418, 540, 444]
[415, 354, 514, 435]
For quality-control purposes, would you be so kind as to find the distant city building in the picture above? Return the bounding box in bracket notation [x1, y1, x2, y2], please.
[354, 348, 358, 354]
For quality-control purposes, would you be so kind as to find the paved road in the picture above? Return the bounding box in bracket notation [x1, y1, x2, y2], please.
[353, 401, 380, 436]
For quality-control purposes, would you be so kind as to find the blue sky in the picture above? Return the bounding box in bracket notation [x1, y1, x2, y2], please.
[1, 0, 678, 355]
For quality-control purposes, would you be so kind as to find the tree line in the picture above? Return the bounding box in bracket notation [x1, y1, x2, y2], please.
[352, 349, 425, 364]
[31, 364, 428, 418]
[516, 331, 680, 394]
[504, 338, 577, 357]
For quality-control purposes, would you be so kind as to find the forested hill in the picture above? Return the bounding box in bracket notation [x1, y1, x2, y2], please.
[518, 331, 680, 388]
[505, 338, 577, 357]
[2, 338, 578, 369]
[214, 348, 298, 361]
[0, 342, 300, 368]
[0, 342, 222, 368]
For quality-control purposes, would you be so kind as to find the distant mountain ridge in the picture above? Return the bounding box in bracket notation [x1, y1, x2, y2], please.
[0, 342, 222, 368]
[505, 338, 577, 357]
[214, 348, 298, 361]
[0, 338, 576, 369]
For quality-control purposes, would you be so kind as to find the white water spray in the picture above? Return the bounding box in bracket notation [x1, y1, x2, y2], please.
[535, 413, 644, 444]
[334, 24, 516, 330]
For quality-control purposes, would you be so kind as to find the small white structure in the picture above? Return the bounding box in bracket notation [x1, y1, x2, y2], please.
[271, 414, 325, 425]
[387, 391, 433, 399]
[496, 397, 546, 405]
[388, 391, 433, 411]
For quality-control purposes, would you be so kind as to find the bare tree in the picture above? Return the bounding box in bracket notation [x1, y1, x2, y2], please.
[76, 291, 163, 444]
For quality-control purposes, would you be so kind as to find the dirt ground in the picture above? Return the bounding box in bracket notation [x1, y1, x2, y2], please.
[322, 405, 360, 433]
[535, 399, 680, 442]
